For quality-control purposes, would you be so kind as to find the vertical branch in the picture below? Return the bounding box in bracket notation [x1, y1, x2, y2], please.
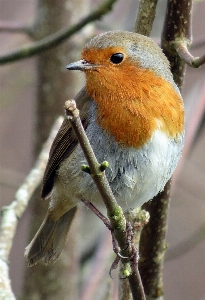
[120, 209, 150, 300]
[135, 1, 170, 299]
[137, 0, 193, 299]
[161, 0, 193, 89]
[139, 182, 172, 299]
[135, 1, 192, 299]
[135, 0, 159, 36]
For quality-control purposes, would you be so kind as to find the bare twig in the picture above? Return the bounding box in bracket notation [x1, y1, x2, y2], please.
[162, 0, 205, 69]
[0, 0, 118, 65]
[64, 100, 146, 300]
[64, 101, 122, 215]
[175, 42, 205, 68]
[120, 208, 150, 300]
[0, 116, 63, 299]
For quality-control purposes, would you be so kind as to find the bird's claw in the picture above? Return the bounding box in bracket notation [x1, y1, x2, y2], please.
[110, 221, 139, 278]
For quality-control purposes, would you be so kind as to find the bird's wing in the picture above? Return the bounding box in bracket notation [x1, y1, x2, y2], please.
[41, 87, 91, 199]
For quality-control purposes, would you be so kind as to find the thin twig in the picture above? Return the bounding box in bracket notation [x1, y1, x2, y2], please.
[0, 116, 63, 299]
[120, 209, 150, 300]
[64, 100, 146, 300]
[175, 42, 205, 68]
[0, 0, 118, 65]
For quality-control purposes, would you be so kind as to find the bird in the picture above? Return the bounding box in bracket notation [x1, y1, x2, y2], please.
[25, 30, 184, 266]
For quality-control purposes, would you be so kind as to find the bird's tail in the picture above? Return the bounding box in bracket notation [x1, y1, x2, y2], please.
[24, 207, 77, 267]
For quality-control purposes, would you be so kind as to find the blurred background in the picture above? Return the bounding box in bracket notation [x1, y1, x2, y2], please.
[0, 0, 205, 299]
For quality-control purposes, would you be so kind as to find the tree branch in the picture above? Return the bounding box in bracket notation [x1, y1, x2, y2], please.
[0, 0, 118, 65]
[135, 1, 169, 299]
[139, 182, 171, 299]
[64, 100, 146, 300]
[134, 0, 159, 37]
[175, 42, 205, 68]
[0, 117, 63, 299]
[120, 208, 150, 300]
[162, 0, 193, 89]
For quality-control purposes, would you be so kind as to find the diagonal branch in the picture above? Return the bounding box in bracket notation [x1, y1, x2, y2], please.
[64, 99, 146, 300]
[0, 0, 118, 65]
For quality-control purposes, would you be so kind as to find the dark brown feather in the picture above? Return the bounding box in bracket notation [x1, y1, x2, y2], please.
[41, 87, 92, 199]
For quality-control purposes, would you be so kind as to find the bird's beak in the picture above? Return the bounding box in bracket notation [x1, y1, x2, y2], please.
[66, 59, 97, 71]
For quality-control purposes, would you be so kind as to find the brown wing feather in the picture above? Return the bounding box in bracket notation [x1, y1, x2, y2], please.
[41, 87, 92, 199]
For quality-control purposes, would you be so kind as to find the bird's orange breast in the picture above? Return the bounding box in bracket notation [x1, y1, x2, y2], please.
[84, 54, 184, 148]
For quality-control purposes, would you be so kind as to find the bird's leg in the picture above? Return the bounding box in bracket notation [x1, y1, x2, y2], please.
[110, 221, 139, 278]
[124, 221, 139, 275]
[109, 255, 121, 278]
[81, 199, 123, 256]
[81, 199, 138, 276]
[81, 198, 112, 230]
[125, 221, 134, 251]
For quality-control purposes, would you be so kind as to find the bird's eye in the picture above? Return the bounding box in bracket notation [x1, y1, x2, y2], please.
[110, 53, 124, 64]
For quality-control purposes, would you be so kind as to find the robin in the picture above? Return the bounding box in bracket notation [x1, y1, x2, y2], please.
[25, 30, 184, 266]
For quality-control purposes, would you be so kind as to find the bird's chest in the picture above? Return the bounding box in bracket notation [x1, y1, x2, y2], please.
[80, 105, 184, 208]
[85, 73, 184, 151]
[58, 102, 183, 209]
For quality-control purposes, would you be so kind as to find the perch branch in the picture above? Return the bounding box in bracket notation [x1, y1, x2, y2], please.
[64, 100, 146, 300]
